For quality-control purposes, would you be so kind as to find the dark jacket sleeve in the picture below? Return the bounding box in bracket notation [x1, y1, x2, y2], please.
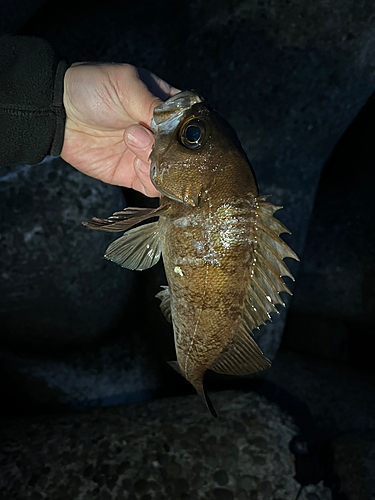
[0, 36, 67, 167]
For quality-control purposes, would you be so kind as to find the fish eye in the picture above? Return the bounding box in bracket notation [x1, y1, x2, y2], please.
[186, 125, 201, 143]
[180, 119, 206, 149]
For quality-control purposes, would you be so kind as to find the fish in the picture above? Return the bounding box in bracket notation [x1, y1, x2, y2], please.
[82, 91, 299, 417]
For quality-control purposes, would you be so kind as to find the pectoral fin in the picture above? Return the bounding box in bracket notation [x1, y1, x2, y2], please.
[104, 221, 161, 270]
[82, 205, 168, 232]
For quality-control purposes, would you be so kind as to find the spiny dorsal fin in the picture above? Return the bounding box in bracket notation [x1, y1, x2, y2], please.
[82, 205, 168, 232]
[210, 195, 298, 378]
[229, 195, 299, 337]
[250, 195, 299, 314]
[104, 221, 161, 270]
[155, 286, 172, 323]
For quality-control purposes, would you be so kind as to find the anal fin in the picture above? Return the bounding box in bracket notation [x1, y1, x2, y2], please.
[210, 328, 271, 376]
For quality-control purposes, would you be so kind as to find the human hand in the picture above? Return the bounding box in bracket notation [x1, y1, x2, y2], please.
[61, 63, 179, 197]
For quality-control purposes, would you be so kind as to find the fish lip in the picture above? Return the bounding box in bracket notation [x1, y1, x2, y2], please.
[151, 90, 204, 132]
[150, 160, 184, 204]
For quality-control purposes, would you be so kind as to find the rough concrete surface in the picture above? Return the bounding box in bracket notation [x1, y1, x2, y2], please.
[0, 390, 331, 500]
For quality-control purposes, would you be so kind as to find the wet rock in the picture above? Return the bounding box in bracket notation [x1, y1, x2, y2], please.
[252, 455, 267, 466]
[134, 478, 149, 493]
[236, 489, 248, 500]
[166, 461, 182, 479]
[332, 433, 375, 500]
[0, 158, 163, 415]
[286, 91, 375, 369]
[175, 478, 189, 494]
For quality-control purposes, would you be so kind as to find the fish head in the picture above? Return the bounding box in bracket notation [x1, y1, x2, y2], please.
[149, 91, 257, 206]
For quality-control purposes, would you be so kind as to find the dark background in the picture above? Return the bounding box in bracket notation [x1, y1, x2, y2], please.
[0, 1, 374, 499]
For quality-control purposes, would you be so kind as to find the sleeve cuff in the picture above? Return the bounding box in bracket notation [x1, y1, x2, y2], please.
[50, 59, 68, 157]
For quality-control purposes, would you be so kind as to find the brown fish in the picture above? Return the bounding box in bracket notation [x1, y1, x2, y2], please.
[83, 91, 299, 417]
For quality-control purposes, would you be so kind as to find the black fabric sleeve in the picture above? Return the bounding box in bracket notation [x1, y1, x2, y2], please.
[0, 35, 67, 167]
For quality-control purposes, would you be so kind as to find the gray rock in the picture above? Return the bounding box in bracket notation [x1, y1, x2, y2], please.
[0, 390, 331, 500]
[213, 470, 229, 486]
[0, 158, 163, 412]
[332, 433, 375, 500]
[239, 475, 256, 491]
[213, 488, 234, 500]
[285, 91, 375, 366]
[256, 480, 272, 499]
[0, 157, 132, 348]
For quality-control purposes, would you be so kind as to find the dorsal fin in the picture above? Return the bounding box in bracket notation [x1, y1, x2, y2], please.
[210, 195, 298, 377]
[242, 195, 299, 328]
[251, 195, 299, 309]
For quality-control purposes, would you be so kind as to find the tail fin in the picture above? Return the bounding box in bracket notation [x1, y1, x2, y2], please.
[197, 387, 217, 418]
[167, 360, 217, 418]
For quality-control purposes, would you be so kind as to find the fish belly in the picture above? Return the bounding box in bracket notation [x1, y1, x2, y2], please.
[159, 208, 254, 382]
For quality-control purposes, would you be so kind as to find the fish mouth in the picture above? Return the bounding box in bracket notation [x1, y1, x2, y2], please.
[149, 91, 204, 198]
[150, 91, 203, 133]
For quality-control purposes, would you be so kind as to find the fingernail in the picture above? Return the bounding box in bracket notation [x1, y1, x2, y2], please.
[127, 126, 153, 149]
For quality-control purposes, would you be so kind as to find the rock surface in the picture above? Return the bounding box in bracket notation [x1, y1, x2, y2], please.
[333, 433, 375, 500]
[0, 159, 163, 415]
[262, 348, 375, 500]
[0, 390, 331, 500]
[0, 157, 133, 349]
[285, 91, 375, 368]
